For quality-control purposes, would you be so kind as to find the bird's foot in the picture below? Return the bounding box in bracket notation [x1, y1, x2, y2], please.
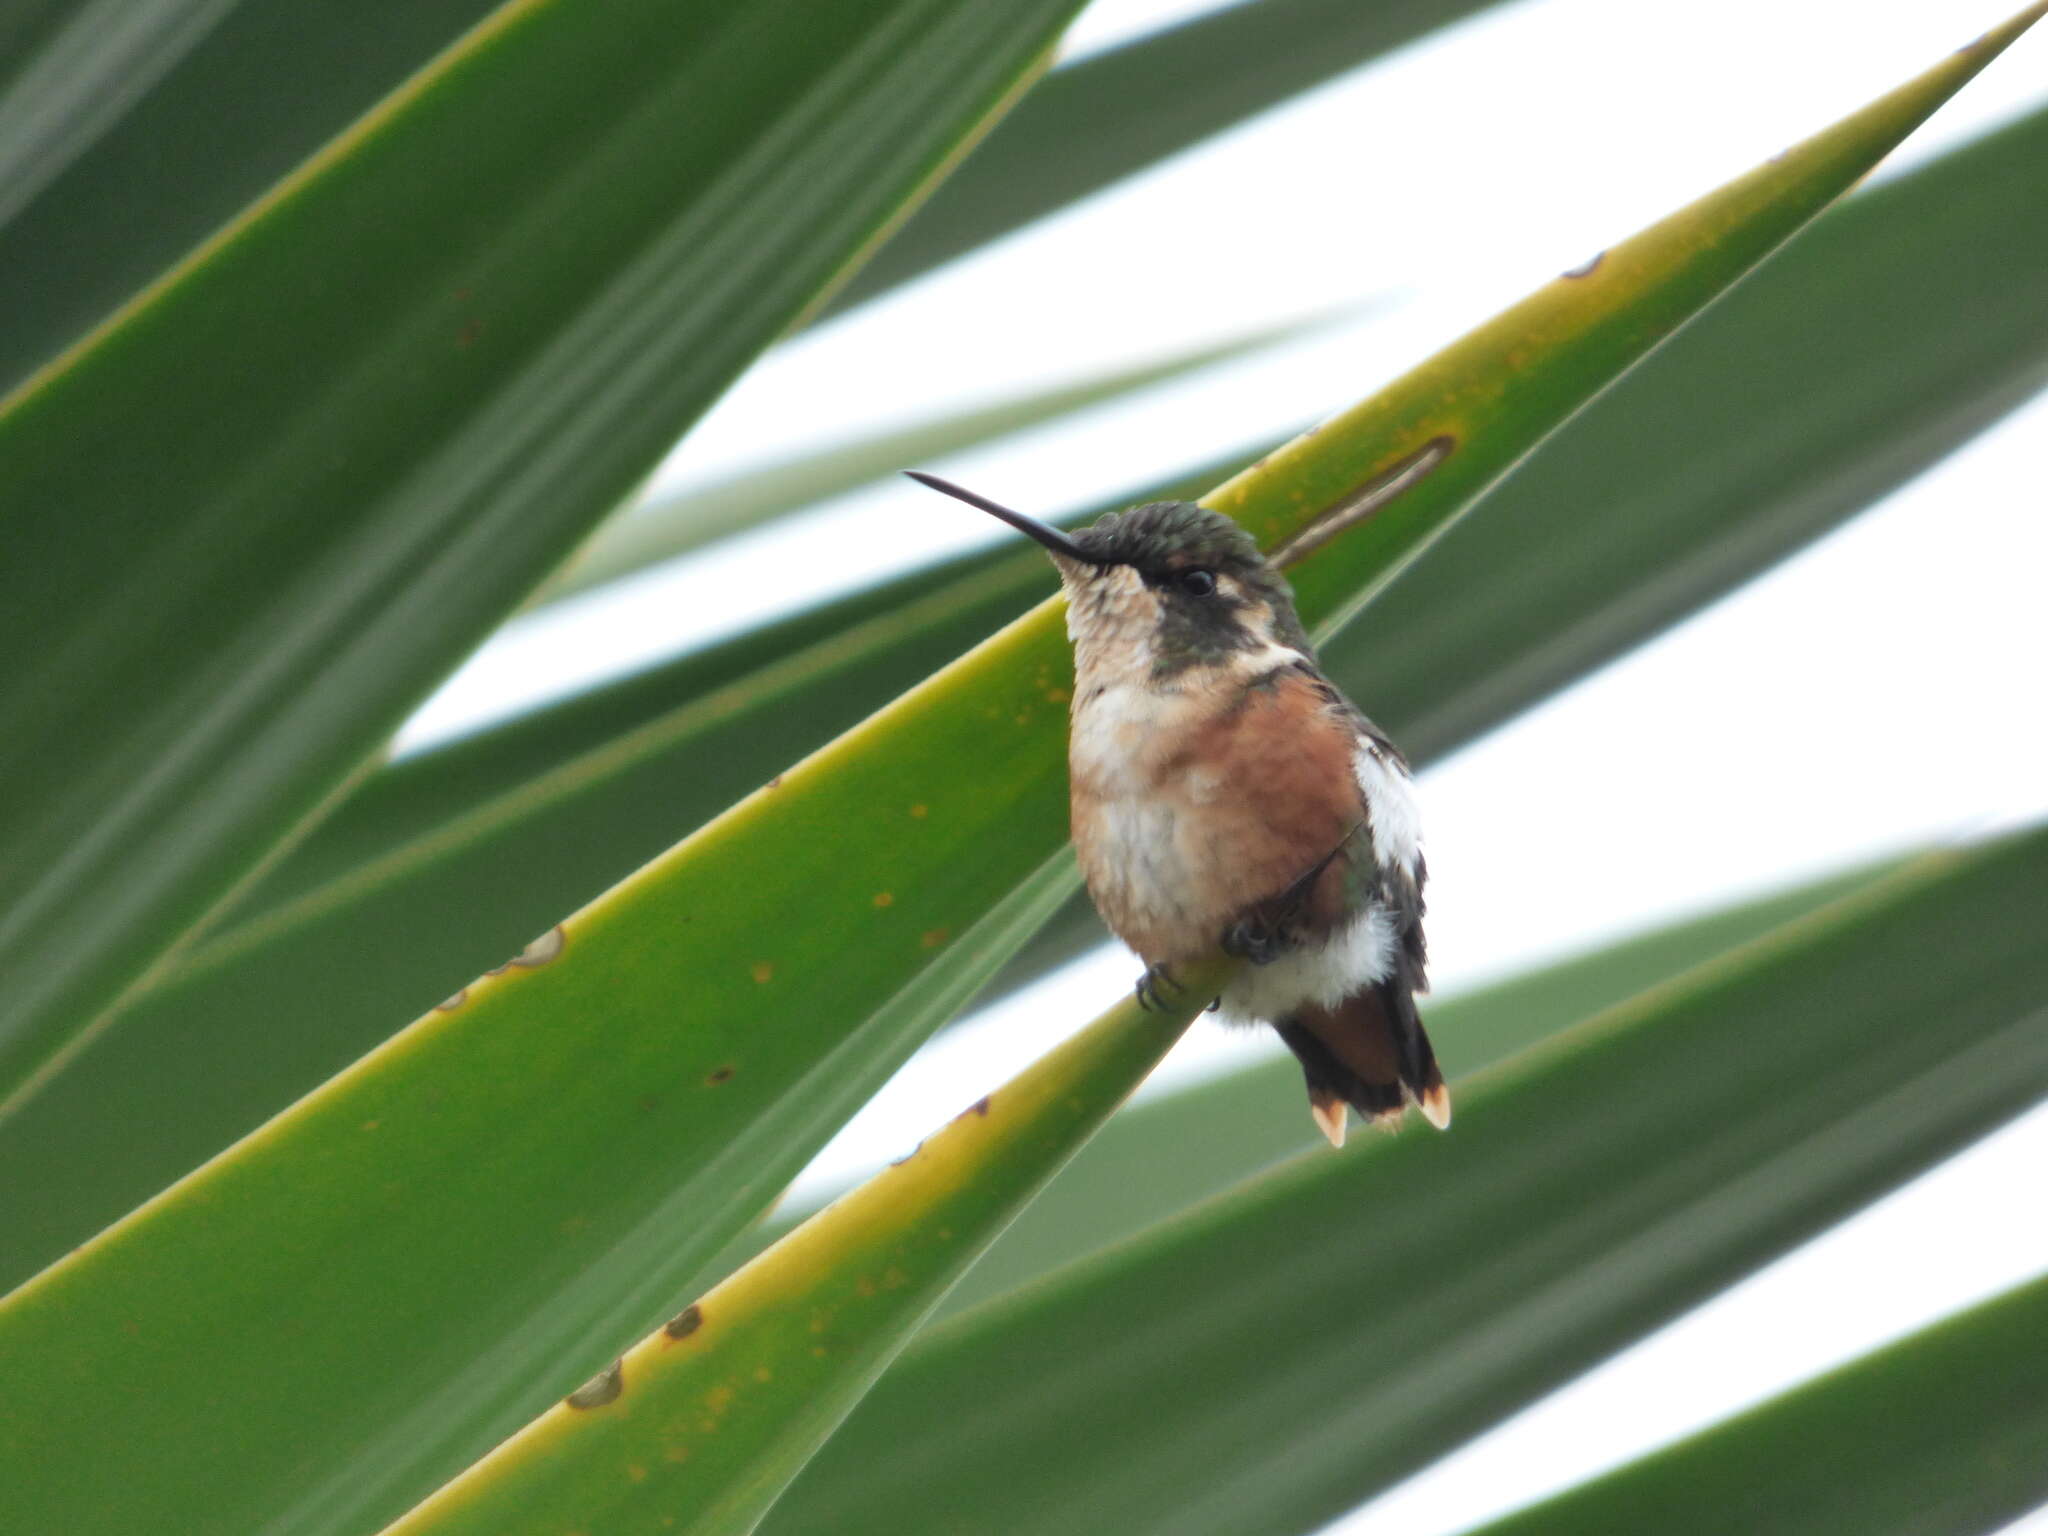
[1134, 964, 1188, 1013]
[1221, 918, 1298, 966]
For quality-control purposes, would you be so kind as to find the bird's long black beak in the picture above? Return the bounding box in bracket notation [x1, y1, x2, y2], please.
[902, 471, 1113, 565]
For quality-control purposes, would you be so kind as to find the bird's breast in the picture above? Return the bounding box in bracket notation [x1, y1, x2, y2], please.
[1067, 680, 1217, 959]
[1068, 670, 1364, 964]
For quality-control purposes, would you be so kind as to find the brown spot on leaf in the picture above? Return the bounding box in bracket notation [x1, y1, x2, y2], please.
[955, 1095, 991, 1121]
[872, 891, 894, 908]
[909, 803, 929, 819]
[1562, 250, 1604, 279]
[665, 1304, 703, 1340]
[627, 1463, 648, 1483]
[705, 1065, 734, 1086]
[566, 1357, 624, 1409]
[435, 988, 468, 1012]
[920, 927, 950, 950]
[767, 774, 783, 789]
[751, 962, 774, 984]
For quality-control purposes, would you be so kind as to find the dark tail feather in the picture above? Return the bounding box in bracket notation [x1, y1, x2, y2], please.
[1278, 984, 1449, 1147]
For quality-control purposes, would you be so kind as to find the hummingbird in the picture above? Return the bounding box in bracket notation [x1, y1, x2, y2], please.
[906, 471, 1448, 1146]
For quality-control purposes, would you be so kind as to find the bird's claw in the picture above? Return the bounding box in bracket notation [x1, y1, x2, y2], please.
[1134, 964, 1186, 1013]
[1221, 918, 1297, 966]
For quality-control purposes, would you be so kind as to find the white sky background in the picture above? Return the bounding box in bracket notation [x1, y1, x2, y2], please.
[401, 2, 2048, 1532]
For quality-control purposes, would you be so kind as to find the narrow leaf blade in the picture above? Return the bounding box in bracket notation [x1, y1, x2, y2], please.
[762, 825, 2048, 1536]
[732, 853, 1908, 1319]
[378, 963, 1226, 1536]
[0, 0, 1087, 1108]
[1468, 1272, 2048, 1536]
[539, 320, 1308, 599]
[829, 0, 1507, 314]
[3, 21, 2027, 1530]
[0, 0, 502, 389]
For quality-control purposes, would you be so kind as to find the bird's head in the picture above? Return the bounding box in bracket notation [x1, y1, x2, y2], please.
[905, 472, 1311, 682]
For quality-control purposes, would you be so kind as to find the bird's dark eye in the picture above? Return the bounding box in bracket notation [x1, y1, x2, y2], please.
[1177, 568, 1217, 597]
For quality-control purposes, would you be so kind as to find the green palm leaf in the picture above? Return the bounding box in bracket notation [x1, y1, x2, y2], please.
[761, 826, 2048, 1536]
[717, 852, 1905, 1314]
[1466, 1270, 2048, 1536]
[9, 6, 2030, 1300]
[829, 0, 1507, 314]
[0, 0, 502, 388]
[4, 30, 2018, 1531]
[4, 8, 2043, 1536]
[382, 961, 1230, 1536]
[0, 0, 1089, 1109]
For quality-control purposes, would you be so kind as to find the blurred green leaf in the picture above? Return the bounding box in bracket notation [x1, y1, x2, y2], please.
[7, 32, 2007, 1524]
[0, 835, 1083, 1536]
[0, 322, 1384, 1533]
[830, 0, 1507, 314]
[0, 0, 503, 390]
[0, 1, 74, 69]
[4, 17, 2028, 1289]
[712, 852, 1907, 1317]
[1468, 1270, 2048, 1536]
[0, 0, 1510, 392]
[762, 825, 2048, 1536]
[537, 320, 1311, 600]
[1344, 100, 2048, 765]
[218, 449, 1250, 917]
[1003, 89, 2048, 988]
[219, 84, 2048, 960]
[0, 458, 1244, 1299]
[0, 0, 1089, 1109]
[0, 0, 235, 234]
[380, 961, 1227, 1536]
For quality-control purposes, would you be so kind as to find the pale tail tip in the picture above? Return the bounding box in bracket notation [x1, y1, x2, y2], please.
[1417, 1084, 1452, 1131]
[1310, 1099, 1348, 1149]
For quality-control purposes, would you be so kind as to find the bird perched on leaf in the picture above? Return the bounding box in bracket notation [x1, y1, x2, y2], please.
[907, 471, 1447, 1146]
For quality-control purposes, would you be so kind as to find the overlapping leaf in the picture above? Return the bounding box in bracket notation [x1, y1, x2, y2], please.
[762, 826, 2048, 1536]
[536, 322, 1306, 599]
[0, 0, 503, 390]
[0, 0, 1088, 1109]
[708, 853, 1905, 1314]
[0, 21, 2029, 1536]
[1470, 1270, 2048, 1536]
[380, 960, 1229, 1536]
[11, 18, 2039, 1297]
[0, 467, 1227, 1293]
[0, 0, 1515, 391]
[828, 0, 1508, 314]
